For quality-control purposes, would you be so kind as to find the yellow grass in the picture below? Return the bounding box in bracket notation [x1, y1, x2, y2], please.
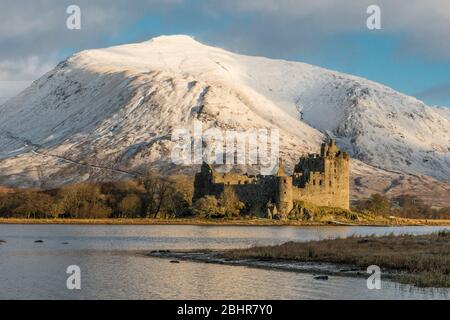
[225, 231, 450, 287]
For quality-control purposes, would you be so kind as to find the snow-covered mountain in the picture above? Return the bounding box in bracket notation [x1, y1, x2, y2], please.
[0, 35, 449, 204]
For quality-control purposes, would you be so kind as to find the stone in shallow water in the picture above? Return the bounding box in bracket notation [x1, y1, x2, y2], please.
[314, 275, 329, 280]
[170, 260, 180, 264]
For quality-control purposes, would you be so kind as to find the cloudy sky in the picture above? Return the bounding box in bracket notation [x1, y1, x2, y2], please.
[1, 0, 449, 107]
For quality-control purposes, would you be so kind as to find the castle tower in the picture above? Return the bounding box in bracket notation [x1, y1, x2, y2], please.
[275, 158, 293, 216]
[333, 148, 350, 210]
[321, 138, 338, 157]
[322, 139, 350, 210]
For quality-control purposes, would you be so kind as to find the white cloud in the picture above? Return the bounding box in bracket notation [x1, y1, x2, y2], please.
[0, 0, 182, 79]
[417, 83, 450, 101]
[215, 0, 450, 59]
[0, 0, 449, 86]
[0, 80, 32, 100]
[0, 56, 54, 81]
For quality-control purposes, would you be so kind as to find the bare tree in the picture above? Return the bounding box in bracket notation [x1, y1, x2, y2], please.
[140, 173, 174, 218]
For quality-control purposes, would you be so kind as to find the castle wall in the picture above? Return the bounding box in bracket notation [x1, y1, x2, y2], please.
[232, 179, 277, 211]
[194, 164, 277, 211]
[212, 172, 257, 186]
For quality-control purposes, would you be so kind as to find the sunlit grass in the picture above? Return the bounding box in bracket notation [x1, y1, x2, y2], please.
[225, 231, 450, 287]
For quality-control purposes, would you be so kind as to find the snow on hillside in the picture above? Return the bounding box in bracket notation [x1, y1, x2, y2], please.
[0, 35, 448, 203]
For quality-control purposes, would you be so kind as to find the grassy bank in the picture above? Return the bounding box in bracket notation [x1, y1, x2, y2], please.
[1, 217, 450, 226]
[225, 231, 450, 287]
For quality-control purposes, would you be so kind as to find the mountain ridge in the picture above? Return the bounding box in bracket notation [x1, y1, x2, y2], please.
[0, 35, 448, 205]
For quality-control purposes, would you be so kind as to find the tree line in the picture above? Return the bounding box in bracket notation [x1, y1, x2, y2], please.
[0, 174, 194, 219]
[0, 177, 448, 220]
[0, 174, 247, 219]
[353, 193, 449, 219]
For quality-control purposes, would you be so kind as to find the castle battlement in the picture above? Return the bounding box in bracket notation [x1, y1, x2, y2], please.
[193, 139, 350, 216]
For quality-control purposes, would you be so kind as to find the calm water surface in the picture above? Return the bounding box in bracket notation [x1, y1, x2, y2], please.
[0, 224, 449, 300]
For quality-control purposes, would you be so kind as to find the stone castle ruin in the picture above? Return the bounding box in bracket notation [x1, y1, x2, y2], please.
[193, 139, 350, 216]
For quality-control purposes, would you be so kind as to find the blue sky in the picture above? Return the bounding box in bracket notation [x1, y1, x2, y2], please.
[95, 2, 450, 107]
[299, 33, 450, 106]
[1, 0, 449, 107]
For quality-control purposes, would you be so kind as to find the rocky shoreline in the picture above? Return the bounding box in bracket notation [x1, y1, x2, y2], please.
[147, 249, 401, 282]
